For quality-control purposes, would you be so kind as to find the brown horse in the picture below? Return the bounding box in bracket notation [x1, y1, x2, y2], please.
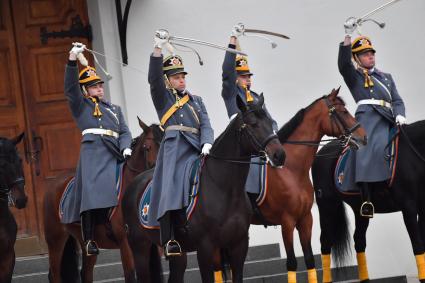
[0, 133, 27, 283]
[43, 118, 163, 283]
[250, 89, 367, 283]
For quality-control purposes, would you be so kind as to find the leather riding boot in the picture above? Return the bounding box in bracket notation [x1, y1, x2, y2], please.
[160, 211, 182, 257]
[81, 210, 99, 256]
[360, 182, 374, 218]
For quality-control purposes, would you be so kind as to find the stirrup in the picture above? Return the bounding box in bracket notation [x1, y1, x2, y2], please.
[164, 239, 182, 257]
[85, 240, 99, 256]
[360, 201, 374, 218]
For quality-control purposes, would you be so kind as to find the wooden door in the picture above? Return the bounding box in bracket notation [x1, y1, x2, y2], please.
[2, 0, 91, 255]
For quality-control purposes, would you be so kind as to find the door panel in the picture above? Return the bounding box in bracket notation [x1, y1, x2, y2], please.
[4, 0, 91, 255]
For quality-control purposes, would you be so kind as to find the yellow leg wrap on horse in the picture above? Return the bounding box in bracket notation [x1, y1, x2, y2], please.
[321, 254, 332, 283]
[357, 252, 369, 281]
[415, 253, 425, 280]
[288, 271, 297, 283]
[214, 271, 223, 283]
[307, 268, 318, 283]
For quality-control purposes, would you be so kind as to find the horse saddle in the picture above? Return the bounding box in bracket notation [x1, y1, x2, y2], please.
[59, 163, 124, 223]
[334, 127, 400, 194]
[138, 156, 205, 229]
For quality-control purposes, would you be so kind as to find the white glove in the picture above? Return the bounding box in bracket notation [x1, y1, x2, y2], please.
[231, 23, 245, 38]
[395, 115, 407, 125]
[201, 143, 212, 156]
[154, 29, 170, 49]
[123, 148, 132, 158]
[344, 17, 358, 36]
[70, 42, 86, 55]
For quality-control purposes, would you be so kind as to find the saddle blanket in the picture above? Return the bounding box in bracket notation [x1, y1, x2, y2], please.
[335, 127, 399, 194]
[59, 163, 124, 222]
[245, 161, 269, 205]
[139, 157, 204, 229]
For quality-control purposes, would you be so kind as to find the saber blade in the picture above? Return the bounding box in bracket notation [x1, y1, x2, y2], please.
[244, 29, 290, 39]
[358, 0, 403, 23]
[169, 36, 247, 56]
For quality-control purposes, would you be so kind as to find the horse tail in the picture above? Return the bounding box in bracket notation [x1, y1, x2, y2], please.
[149, 243, 164, 283]
[329, 199, 351, 267]
[312, 140, 351, 267]
[60, 236, 79, 283]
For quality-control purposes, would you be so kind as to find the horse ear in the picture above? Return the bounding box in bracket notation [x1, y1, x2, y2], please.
[236, 95, 248, 112]
[258, 93, 264, 106]
[330, 86, 340, 98]
[137, 116, 149, 132]
[12, 132, 24, 145]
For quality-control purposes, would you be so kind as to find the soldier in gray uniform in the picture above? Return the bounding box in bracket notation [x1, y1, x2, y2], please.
[148, 32, 214, 256]
[64, 43, 132, 255]
[221, 25, 278, 197]
[339, 28, 406, 217]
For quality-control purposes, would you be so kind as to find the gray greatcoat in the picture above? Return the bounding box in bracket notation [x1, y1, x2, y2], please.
[147, 55, 214, 222]
[62, 62, 132, 223]
[221, 44, 278, 194]
[338, 43, 405, 190]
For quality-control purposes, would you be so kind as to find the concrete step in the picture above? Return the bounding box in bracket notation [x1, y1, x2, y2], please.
[12, 244, 409, 283]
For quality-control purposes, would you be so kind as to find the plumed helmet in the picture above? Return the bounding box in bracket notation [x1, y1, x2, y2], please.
[163, 55, 188, 77]
[352, 36, 376, 55]
[78, 66, 104, 88]
[235, 55, 253, 76]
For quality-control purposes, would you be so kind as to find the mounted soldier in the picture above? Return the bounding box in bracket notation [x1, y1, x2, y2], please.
[63, 43, 132, 255]
[148, 31, 214, 256]
[221, 23, 278, 197]
[339, 25, 406, 217]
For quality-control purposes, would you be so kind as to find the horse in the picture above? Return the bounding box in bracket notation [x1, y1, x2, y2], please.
[0, 133, 28, 283]
[122, 94, 285, 283]
[43, 118, 163, 283]
[230, 88, 364, 283]
[312, 120, 425, 282]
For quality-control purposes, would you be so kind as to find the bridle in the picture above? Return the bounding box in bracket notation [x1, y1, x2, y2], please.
[0, 153, 25, 206]
[125, 134, 160, 173]
[209, 112, 279, 165]
[284, 96, 360, 148]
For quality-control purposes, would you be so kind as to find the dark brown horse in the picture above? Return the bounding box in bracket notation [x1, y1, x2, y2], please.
[122, 95, 285, 283]
[248, 89, 367, 283]
[313, 119, 425, 283]
[0, 133, 27, 283]
[43, 118, 163, 283]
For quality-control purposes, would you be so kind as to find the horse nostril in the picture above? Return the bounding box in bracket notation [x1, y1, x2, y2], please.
[274, 150, 285, 166]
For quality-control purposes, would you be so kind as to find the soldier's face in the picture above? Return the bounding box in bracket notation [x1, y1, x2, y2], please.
[87, 83, 104, 99]
[237, 74, 252, 89]
[168, 73, 186, 92]
[358, 51, 375, 69]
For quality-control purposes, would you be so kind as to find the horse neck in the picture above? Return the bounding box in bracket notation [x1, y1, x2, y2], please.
[207, 120, 251, 193]
[284, 110, 323, 172]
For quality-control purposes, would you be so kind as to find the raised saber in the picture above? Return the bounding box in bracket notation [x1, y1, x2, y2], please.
[358, 0, 403, 24]
[169, 35, 247, 56]
[244, 29, 290, 40]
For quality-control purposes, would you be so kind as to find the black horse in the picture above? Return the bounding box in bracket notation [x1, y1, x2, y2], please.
[122, 95, 285, 283]
[312, 120, 425, 283]
[0, 133, 27, 283]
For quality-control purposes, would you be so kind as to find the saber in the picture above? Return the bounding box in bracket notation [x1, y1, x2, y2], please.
[358, 0, 402, 24]
[169, 36, 247, 56]
[244, 29, 290, 40]
[345, 0, 403, 31]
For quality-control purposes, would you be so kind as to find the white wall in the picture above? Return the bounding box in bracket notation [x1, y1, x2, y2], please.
[88, 0, 425, 279]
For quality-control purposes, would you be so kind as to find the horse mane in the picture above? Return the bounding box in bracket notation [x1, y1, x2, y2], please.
[211, 115, 240, 151]
[404, 120, 425, 152]
[277, 96, 324, 142]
